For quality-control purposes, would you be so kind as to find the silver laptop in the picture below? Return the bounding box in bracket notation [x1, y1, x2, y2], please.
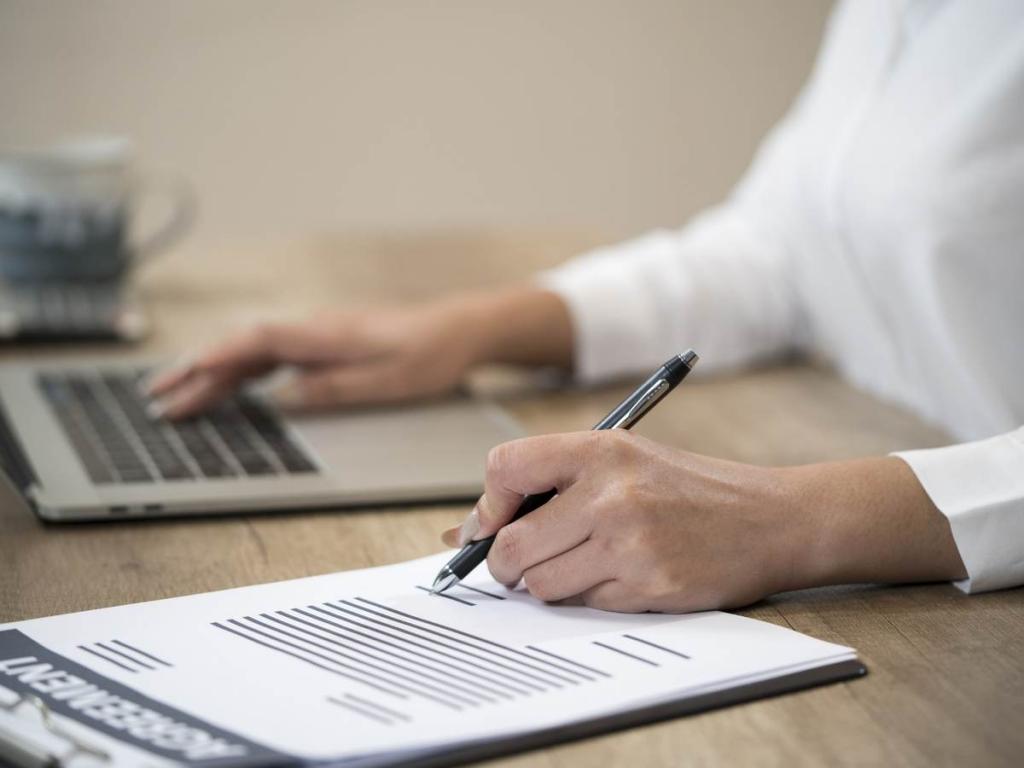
[0, 358, 522, 521]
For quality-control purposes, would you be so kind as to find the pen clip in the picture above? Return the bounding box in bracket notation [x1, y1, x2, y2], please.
[0, 689, 111, 767]
[609, 378, 670, 430]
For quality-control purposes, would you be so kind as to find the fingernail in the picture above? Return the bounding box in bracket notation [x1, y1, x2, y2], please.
[458, 508, 481, 546]
[146, 398, 169, 420]
[267, 379, 305, 409]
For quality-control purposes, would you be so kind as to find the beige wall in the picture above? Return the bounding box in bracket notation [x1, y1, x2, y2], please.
[0, 0, 832, 252]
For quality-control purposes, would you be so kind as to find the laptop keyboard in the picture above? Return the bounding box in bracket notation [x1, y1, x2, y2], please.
[38, 371, 318, 484]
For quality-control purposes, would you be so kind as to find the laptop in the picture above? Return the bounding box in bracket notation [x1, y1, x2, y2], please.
[0, 358, 523, 521]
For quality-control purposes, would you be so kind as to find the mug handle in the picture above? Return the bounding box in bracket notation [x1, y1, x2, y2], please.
[129, 172, 197, 265]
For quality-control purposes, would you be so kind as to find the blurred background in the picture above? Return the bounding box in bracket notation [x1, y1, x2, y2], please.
[0, 0, 832, 254]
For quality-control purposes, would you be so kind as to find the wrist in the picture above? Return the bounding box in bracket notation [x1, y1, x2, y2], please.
[431, 293, 502, 370]
[746, 465, 826, 595]
[782, 457, 967, 590]
[774, 463, 846, 591]
[440, 286, 574, 370]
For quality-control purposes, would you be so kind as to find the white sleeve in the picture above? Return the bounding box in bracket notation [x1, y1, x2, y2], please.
[538, 95, 813, 384]
[895, 427, 1024, 594]
[536, 1, 869, 384]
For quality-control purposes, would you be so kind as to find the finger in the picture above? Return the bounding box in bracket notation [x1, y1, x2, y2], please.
[146, 346, 272, 404]
[474, 432, 594, 538]
[486, 490, 595, 585]
[516, 539, 610, 603]
[149, 320, 349, 411]
[440, 525, 460, 548]
[579, 580, 647, 614]
[151, 372, 234, 420]
[153, 321, 344, 397]
[143, 353, 199, 396]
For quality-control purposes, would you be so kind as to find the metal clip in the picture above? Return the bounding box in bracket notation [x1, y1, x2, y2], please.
[609, 378, 670, 430]
[0, 689, 110, 767]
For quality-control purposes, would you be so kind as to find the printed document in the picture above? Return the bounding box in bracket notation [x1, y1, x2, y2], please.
[0, 551, 859, 766]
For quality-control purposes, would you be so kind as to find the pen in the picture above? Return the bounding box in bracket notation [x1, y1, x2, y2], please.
[430, 349, 699, 594]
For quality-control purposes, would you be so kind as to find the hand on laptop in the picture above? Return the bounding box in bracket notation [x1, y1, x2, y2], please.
[145, 302, 486, 419]
[145, 287, 573, 419]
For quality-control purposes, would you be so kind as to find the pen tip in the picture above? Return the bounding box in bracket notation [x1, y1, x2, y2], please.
[430, 569, 458, 595]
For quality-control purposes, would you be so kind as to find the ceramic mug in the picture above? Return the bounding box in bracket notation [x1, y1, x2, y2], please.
[0, 136, 194, 282]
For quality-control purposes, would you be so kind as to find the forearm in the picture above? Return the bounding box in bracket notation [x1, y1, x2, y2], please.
[786, 457, 967, 590]
[446, 286, 574, 370]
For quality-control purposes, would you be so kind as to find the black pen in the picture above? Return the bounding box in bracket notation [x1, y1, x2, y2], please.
[430, 349, 699, 594]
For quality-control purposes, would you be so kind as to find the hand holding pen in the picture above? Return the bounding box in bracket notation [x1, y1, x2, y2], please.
[433, 351, 698, 595]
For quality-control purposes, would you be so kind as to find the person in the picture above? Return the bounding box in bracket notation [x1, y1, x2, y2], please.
[147, 0, 1023, 611]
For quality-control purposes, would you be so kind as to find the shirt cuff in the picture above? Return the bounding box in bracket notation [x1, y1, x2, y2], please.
[537, 232, 691, 384]
[894, 428, 1024, 594]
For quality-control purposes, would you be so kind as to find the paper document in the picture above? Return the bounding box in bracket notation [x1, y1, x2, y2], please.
[0, 552, 861, 767]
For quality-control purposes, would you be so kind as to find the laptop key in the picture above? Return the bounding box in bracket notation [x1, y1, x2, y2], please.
[79, 449, 115, 484]
[99, 375, 197, 478]
[49, 411, 116, 483]
[235, 399, 316, 474]
[207, 409, 277, 476]
[157, 462, 194, 481]
[172, 421, 236, 477]
[149, 448, 193, 480]
[197, 457, 233, 478]
[108, 454, 143, 472]
[116, 466, 153, 483]
[276, 447, 316, 473]
[236, 450, 275, 476]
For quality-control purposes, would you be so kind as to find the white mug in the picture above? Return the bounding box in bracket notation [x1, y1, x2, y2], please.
[0, 136, 194, 282]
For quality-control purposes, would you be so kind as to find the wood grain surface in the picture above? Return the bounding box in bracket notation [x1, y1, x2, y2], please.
[1, 234, 1021, 767]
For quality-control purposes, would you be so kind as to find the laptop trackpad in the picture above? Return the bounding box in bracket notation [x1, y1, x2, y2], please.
[285, 399, 521, 493]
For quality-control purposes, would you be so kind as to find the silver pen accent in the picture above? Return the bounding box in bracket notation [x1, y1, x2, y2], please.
[610, 378, 670, 429]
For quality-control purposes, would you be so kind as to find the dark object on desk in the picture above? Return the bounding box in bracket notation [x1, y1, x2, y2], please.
[0, 279, 147, 342]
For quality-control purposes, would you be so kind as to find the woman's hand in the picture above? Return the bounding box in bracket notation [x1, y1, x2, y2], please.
[441, 431, 967, 613]
[145, 287, 573, 419]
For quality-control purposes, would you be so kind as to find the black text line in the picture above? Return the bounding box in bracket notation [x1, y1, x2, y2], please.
[592, 641, 660, 667]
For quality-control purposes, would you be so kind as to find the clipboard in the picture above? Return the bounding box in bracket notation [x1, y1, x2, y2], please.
[0, 659, 866, 768]
[0, 550, 867, 768]
[360, 659, 867, 768]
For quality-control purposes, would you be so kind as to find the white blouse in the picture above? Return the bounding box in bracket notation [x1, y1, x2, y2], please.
[541, 0, 1024, 593]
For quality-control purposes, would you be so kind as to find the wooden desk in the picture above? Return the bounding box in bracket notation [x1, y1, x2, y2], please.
[1, 234, 1021, 767]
